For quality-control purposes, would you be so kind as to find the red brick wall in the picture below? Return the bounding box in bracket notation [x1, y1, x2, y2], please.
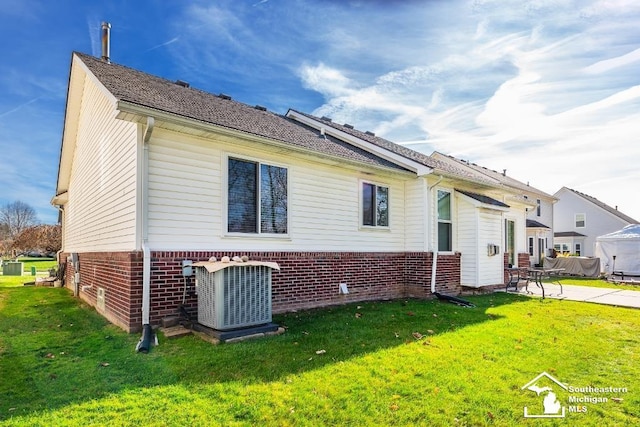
[60, 250, 462, 332]
[60, 251, 142, 332]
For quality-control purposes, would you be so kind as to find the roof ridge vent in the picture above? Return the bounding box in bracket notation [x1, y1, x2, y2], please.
[344, 123, 354, 129]
[254, 105, 267, 111]
[320, 116, 332, 122]
[175, 80, 190, 88]
[218, 93, 232, 100]
[365, 130, 375, 136]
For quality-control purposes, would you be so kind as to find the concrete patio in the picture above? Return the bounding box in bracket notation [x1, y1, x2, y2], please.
[506, 283, 640, 309]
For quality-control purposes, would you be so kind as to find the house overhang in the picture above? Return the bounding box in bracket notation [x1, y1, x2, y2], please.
[456, 189, 510, 212]
[526, 219, 550, 229]
[554, 231, 586, 238]
[51, 191, 68, 206]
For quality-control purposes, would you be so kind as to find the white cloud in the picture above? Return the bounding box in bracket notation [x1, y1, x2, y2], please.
[299, 63, 354, 98]
[291, 0, 640, 219]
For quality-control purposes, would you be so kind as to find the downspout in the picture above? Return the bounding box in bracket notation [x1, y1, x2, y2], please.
[137, 116, 154, 353]
[428, 176, 444, 293]
[53, 204, 65, 284]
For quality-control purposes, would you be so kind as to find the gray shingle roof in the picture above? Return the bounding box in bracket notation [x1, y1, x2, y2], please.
[456, 189, 510, 208]
[526, 219, 550, 228]
[291, 111, 501, 183]
[433, 152, 554, 199]
[555, 231, 586, 237]
[74, 52, 408, 172]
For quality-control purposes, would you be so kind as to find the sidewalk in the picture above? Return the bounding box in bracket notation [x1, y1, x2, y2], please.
[507, 283, 640, 309]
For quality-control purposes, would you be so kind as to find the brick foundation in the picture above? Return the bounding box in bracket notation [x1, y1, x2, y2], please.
[60, 250, 462, 333]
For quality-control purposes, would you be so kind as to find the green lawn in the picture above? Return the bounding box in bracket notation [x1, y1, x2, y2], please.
[1, 283, 638, 426]
[0, 258, 58, 286]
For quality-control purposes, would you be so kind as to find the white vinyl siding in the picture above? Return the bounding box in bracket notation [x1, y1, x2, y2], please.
[554, 187, 633, 257]
[404, 179, 427, 251]
[457, 194, 504, 287]
[457, 198, 477, 285]
[478, 209, 504, 285]
[64, 74, 138, 252]
[147, 131, 221, 246]
[147, 129, 409, 251]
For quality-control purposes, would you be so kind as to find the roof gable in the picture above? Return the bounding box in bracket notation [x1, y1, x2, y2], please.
[557, 187, 638, 224]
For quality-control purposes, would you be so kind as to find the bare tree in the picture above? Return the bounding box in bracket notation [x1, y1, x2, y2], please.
[0, 201, 38, 240]
[12, 224, 62, 255]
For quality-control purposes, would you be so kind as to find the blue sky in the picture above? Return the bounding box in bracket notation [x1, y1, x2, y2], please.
[1, 0, 639, 224]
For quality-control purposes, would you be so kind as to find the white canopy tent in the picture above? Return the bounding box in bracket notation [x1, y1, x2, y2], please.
[595, 224, 640, 276]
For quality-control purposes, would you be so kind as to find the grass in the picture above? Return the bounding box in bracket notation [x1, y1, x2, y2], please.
[0, 258, 58, 287]
[1, 283, 639, 426]
[0, 276, 28, 287]
[16, 258, 58, 273]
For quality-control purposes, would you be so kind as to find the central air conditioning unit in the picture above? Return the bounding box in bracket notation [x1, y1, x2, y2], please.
[195, 265, 273, 331]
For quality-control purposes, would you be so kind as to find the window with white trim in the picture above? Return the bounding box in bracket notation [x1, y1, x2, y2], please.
[437, 190, 452, 251]
[575, 243, 581, 256]
[575, 213, 586, 228]
[362, 182, 389, 227]
[227, 157, 288, 234]
[505, 219, 516, 265]
[536, 199, 541, 216]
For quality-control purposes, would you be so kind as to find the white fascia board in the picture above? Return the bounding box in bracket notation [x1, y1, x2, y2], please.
[286, 110, 433, 176]
[116, 101, 415, 177]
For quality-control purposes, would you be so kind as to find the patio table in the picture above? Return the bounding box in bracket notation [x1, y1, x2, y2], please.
[525, 268, 564, 299]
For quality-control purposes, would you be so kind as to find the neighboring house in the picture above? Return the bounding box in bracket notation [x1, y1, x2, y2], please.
[553, 187, 638, 257]
[52, 51, 532, 333]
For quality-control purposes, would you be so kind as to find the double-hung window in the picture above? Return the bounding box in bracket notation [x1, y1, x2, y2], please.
[437, 190, 452, 251]
[575, 213, 586, 228]
[362, 182, 389, 227]
[227, 157, 287, 234]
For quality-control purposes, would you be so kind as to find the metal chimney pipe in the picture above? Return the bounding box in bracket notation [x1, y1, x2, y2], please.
[101, 22, 111, 63]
